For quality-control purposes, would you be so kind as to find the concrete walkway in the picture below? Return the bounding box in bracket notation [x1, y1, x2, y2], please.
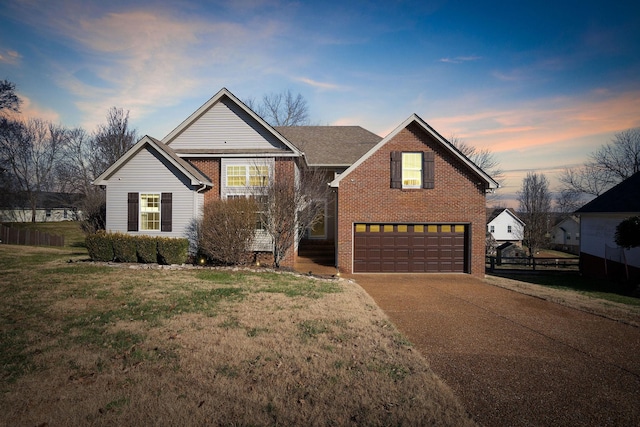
[351, 274, 640, 426]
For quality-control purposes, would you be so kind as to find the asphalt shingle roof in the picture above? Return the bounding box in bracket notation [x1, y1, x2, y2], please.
[575, 171, 640, 213]
[275, 126, 382, 167]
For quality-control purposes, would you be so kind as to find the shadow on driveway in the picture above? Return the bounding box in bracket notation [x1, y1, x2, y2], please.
[352, 273, 640, 426]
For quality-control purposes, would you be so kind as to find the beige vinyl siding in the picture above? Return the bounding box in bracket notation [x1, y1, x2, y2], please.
[168, 98, 289, 151]
[105, 147, 201, 238]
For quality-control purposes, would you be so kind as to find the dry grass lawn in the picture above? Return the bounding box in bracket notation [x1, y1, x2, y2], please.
[0, 245, 474, 426]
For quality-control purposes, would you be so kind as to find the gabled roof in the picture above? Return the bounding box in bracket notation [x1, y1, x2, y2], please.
[162, 88, 302, 157]
[487, 208, 525, 226]
[275, 126, 382, 167]
[93, 136, 213, 187]
[575, 171, 640, 214]
[330, 114, 500, 189]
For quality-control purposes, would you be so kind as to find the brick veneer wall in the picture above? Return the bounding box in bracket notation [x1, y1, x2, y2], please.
[187, 156, 297, 269]
[336, 123, 488, 277]
[188, 158, 220, 205]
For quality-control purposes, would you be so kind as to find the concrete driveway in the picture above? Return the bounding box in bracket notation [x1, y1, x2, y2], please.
[352, 274, 640, 426]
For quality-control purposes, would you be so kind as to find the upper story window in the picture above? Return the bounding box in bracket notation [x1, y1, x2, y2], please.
[249, 165, 269, 186]
[490, 225, 495, 233]
[507, 225, 512, 233]
[226, 165, 270, 187]
[402, 153, 422, 188]
[391, 151, 435, 189]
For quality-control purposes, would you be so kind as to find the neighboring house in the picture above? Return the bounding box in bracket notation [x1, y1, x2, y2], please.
[486, 208, 525, 245]
[95, 88, 499, 275]
[575, 172, 640, 281]
[550, 215, 580, 254]
[0, 192, 82, 222]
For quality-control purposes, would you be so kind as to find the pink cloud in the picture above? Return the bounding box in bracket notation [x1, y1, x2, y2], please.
[431, 90, 640, 154]
[4, 95, 61, 124]
[0, 49, 21, 65]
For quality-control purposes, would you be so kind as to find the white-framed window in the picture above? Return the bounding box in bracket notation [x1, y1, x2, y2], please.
[226, 165, 269, 188]
[507, 225, 512, 233]
[249, 165, 269, 186]
[490, 225, 495, 233]
[402, 152, 422, 188]
[140, 193, 160, 231]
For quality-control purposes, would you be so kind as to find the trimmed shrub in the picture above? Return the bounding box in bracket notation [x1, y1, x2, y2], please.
[136, 235, 158, 263]
[85, 231, 114, 262]
[157, 237, 189, 265]
[112, 233, 138, 263]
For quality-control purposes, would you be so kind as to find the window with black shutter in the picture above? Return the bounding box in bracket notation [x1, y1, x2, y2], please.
[128, 192, 173, 232]
[390, 151, 435, 189]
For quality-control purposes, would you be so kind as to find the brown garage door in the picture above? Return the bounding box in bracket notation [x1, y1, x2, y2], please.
[353, 224, 468, 273]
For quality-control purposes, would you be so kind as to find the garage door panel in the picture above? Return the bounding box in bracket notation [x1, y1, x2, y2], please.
[353, 224, 468, 273]
[395, 236, 410, 246]
[411, 236, 425, 246]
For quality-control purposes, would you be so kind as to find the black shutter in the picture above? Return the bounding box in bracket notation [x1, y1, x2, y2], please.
[161, 193, 172, 232]
[423, 151, 435, 189]
[390, 151, 402, 188]
[127, 193, 139, 231]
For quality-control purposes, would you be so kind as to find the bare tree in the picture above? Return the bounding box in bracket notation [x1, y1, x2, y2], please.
[91, 107, 137, 176]
[518, 172, 552, 256]
[245, 90, 310, 126]
[57, 128, 93, 195]
[0, 79, 21, 115]
[450, 135, 503, 204]
[554, 188, 583, 215]
[258, 164, 331, 268]
[56, 127, 108, 231]
[58, 107, 137, 232]
[0, 118, 68, 222]
[560, 127, 640, 198]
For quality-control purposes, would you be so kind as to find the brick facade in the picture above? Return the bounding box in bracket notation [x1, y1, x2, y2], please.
[188, 158, 220, 205]
[336, 123, 487, 277]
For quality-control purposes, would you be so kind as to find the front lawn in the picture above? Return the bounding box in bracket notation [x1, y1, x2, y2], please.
[0, 244, 473, 426]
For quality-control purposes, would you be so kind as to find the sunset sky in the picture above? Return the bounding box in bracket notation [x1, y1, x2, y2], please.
[1, 0, 639, 207]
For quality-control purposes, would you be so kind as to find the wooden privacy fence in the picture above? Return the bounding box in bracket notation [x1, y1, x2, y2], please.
[0, 224, 65, 247]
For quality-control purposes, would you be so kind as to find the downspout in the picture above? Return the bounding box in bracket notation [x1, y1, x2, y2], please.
[194, 183, 208, 221]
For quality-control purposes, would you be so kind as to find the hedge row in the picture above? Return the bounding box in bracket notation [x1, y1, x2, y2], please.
[86, 231, 189, 265]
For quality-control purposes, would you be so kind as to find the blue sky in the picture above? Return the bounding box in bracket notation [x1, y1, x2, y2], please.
[1, 0, 639, 207]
